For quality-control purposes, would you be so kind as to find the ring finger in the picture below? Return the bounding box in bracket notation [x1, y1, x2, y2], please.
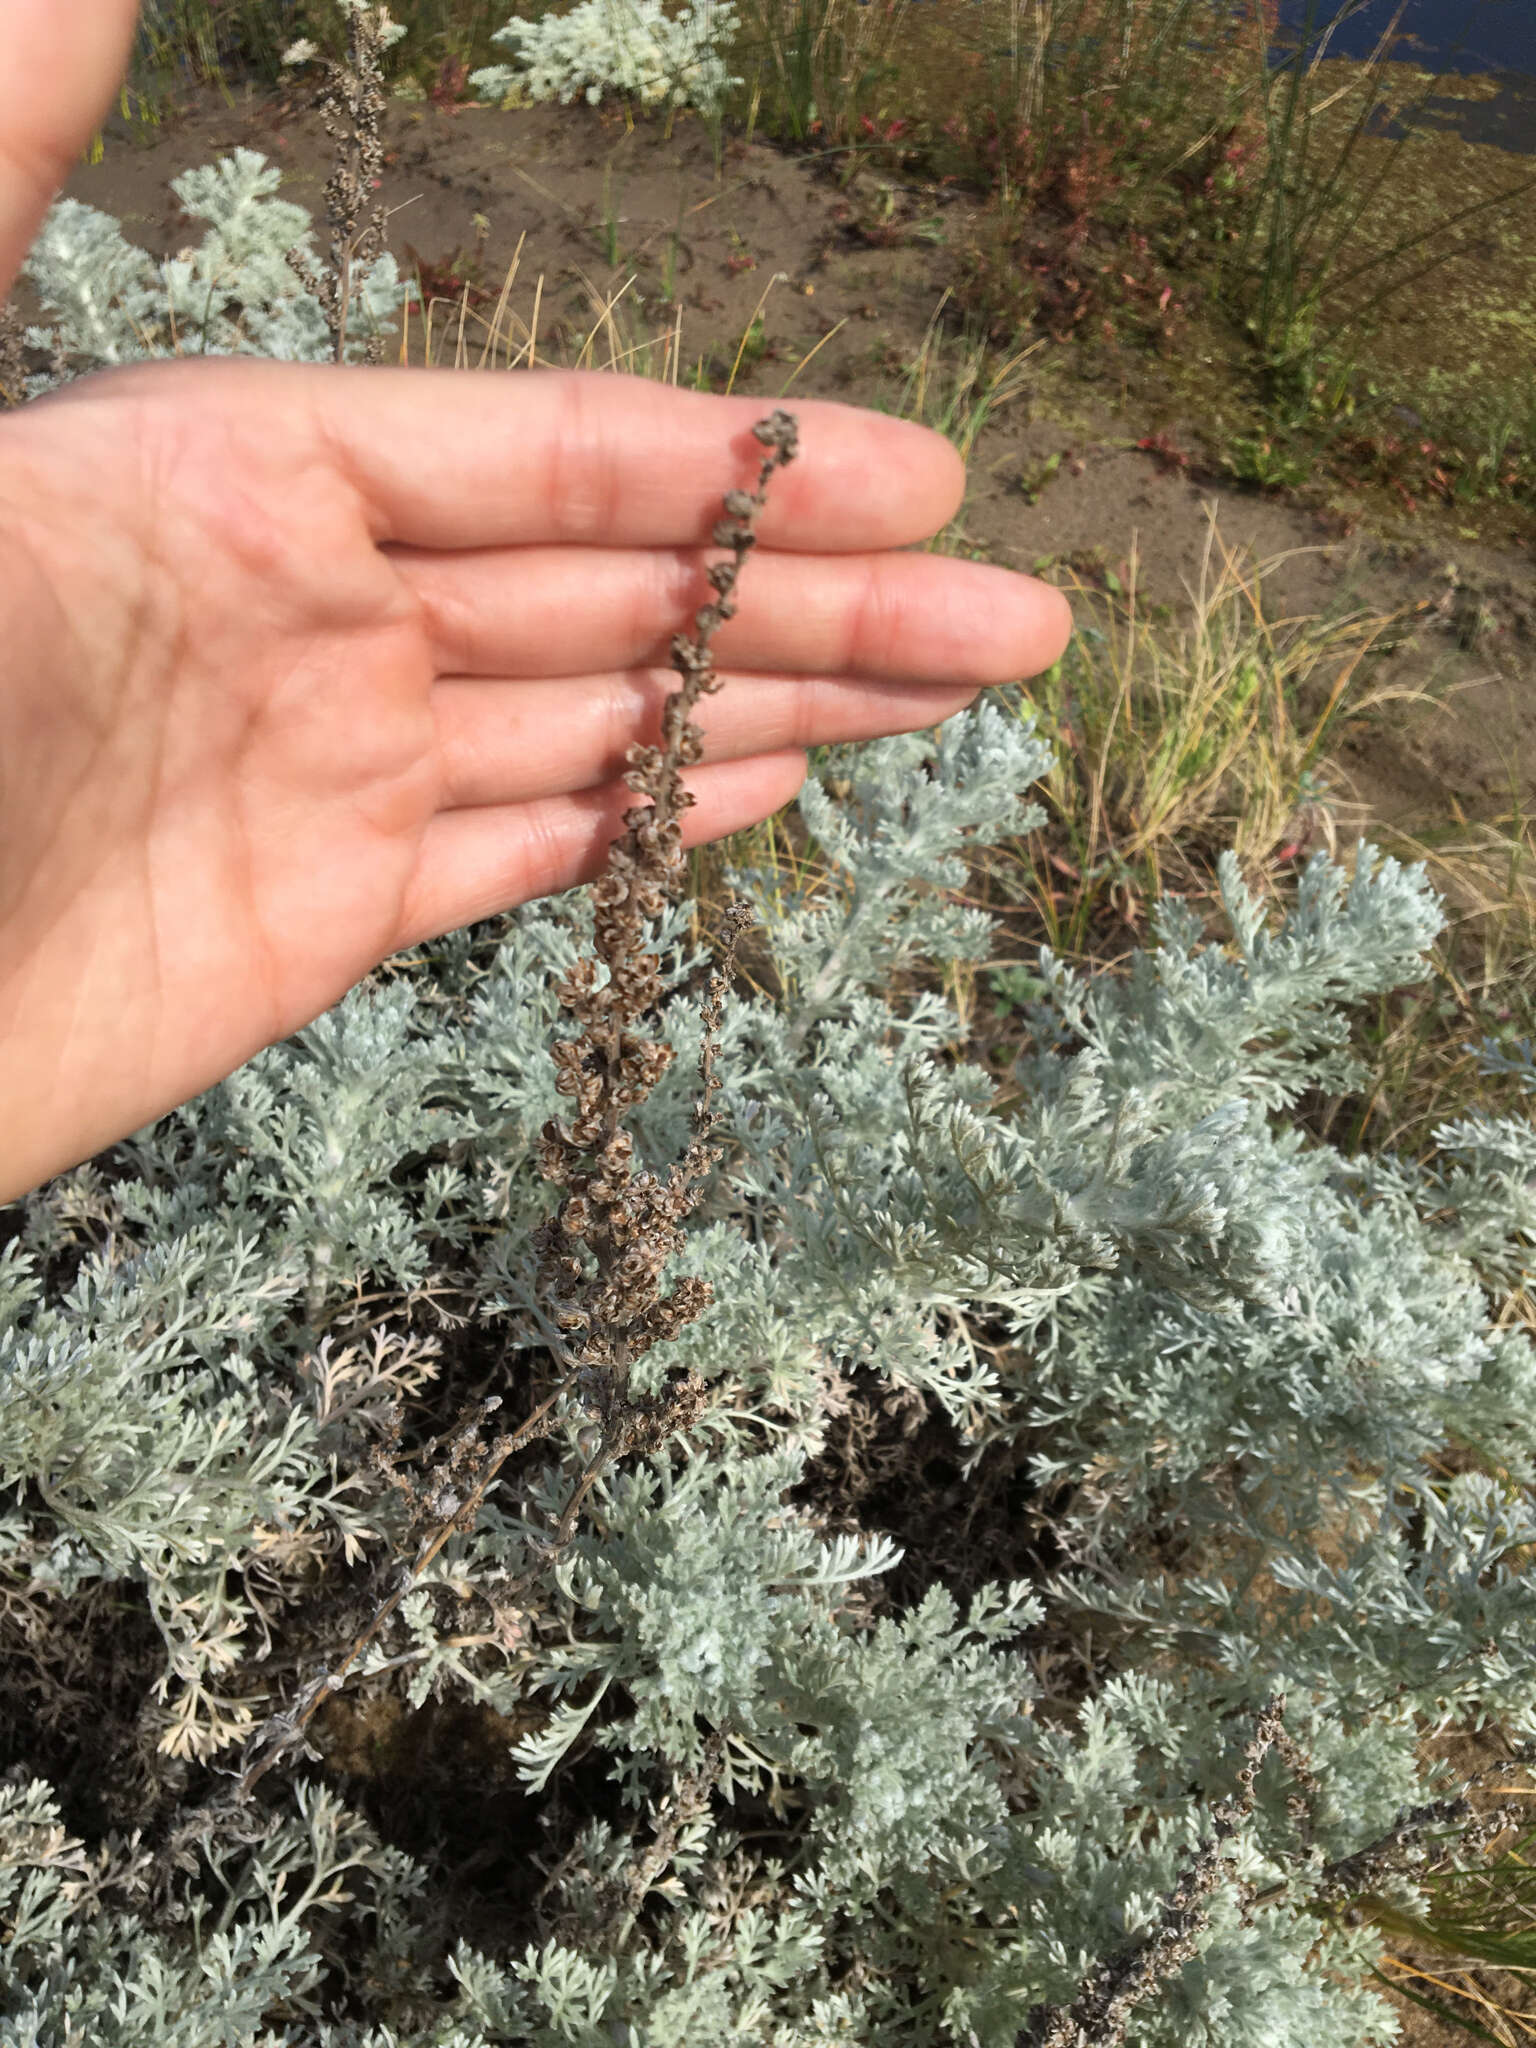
[431, 664, 985, 808]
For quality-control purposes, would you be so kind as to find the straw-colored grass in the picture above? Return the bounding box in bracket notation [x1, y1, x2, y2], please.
[953, 509, 1433, 981]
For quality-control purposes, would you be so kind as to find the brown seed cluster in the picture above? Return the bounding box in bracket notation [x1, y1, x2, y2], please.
[534, 410, 800, 1421]
[282, 4, 394, 365]
[0, 303, 26, 408]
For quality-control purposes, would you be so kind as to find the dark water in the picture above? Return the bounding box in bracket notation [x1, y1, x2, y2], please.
[1274, 0, 1536, 152]
[1276, 0, 1536, 80]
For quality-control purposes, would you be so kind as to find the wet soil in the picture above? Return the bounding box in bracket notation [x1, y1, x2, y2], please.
[13, 73, 1533, 859]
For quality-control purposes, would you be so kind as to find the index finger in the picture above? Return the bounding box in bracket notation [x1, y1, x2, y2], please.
[294, 358, 968, 553]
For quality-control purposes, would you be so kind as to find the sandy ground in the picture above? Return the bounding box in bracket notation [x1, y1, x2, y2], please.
[13, 76, 1533, 860]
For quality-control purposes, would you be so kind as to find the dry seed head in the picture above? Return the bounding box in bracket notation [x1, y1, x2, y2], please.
[282, 2, 396, 363]
[535, 414, 799, 1399]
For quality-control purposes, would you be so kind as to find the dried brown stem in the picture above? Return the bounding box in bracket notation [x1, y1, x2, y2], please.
[282, 4, 394, 364]
[207, 411, 799, 1818]
[229, 1386, 561, 1799]
[1022, 1704, 1528, 2048]
[1023, 1697, 1290, 2048]
[533, 410, 800, 1422]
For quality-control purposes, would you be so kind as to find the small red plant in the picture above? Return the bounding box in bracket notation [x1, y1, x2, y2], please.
[402, 240, 493, 309]
[428, 55, 471, 113]
[858, 114, 908, 145]
[1138, 432, 1190, 475]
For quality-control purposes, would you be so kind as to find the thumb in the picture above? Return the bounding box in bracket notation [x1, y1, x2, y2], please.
[0, 0, 144, 300]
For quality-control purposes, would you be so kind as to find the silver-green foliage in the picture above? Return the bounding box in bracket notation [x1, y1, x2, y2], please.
[17, 146, 412, 394]
[470, 0, 743, 116]
[4, 687, 1532, 2044]
[5, 149, 1536, 2048]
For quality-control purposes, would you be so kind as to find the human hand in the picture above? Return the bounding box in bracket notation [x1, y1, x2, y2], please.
[0, 5, 1072, 1207]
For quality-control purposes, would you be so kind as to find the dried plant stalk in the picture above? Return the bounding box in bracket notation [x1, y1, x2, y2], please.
[1024, 1696, 1291, 2048]
[222, 410, 800, 1806]
[534, 408, 800, 1434]
[282, 2, 396, 364]
[1025, 1702, 1528, 2048]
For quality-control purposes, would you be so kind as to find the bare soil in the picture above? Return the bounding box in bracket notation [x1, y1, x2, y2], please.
[15, 75, 1534, 857]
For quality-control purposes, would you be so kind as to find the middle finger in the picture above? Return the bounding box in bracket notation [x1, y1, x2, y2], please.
[388, 541, 1072, 692]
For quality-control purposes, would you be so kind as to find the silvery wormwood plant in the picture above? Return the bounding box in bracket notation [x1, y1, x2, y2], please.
[470, 0, 743, 118]
[13, 137, 412, 393]
[14, 0, 416, 408]
[4, 685, 1536, 2042]
[5, 50, 1536, 2048]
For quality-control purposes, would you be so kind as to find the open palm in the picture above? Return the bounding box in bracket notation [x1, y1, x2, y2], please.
[0, 6, 1071, 1205]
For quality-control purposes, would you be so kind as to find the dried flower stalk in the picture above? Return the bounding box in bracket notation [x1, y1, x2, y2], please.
[1023, 1696, 1290, 2048]
[282, 3, 397, 364]
[534, 407, 800, 1444]
[1024, 1700, 1531, 2048]
[219, 411, 799, 1807]
[1311, 1791, 1523, 1906]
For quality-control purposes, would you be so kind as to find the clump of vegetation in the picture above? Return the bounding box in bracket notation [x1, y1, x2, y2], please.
[15, 4, 1535, 2043]
[114, 0, 1535, 531]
